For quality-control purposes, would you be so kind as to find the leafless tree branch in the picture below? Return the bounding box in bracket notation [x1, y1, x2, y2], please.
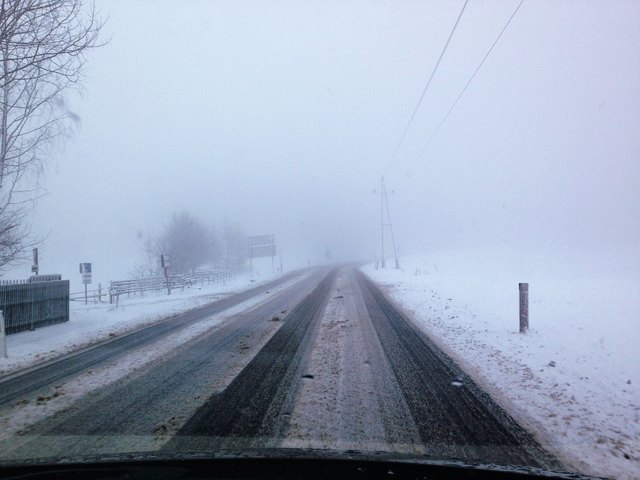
[0, 0, 103, 269]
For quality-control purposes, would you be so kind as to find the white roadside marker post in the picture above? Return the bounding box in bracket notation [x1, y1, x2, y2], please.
[519, 283, 529, 333]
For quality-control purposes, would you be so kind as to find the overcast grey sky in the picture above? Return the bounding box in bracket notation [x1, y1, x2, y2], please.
[11, 0, 639, 286]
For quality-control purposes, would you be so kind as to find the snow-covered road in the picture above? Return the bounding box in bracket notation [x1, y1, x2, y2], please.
[0, 265, 608, 479]
[0, 270, 318, 445]
[165, 267, 559, 470]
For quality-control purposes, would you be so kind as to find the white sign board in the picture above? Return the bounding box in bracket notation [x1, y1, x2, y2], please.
[249, 234, 276, 258]
[251, 245, 276, 257]
[80, 263, 92, 284]
[249, 234, 274, 247]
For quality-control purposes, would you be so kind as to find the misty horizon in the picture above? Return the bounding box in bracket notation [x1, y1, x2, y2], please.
[3, 0, 638, 289]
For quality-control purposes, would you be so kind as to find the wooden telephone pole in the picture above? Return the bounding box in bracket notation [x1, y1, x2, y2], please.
[374, 177, 400, 269]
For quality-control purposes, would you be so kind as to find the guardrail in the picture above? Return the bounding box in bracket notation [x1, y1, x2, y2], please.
[108, 270, 231, 306]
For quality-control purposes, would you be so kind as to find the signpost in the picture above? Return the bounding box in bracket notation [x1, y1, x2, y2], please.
[0, 310, 7, 358]
[31, 248, 39, 275]
[79, 263, 92, 304]
[161, 254, 171, 295]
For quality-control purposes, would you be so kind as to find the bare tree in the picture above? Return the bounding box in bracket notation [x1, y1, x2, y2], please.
[133, 217, 243, 279]
[221, 219, 247, 272]
[208, 221, 222, 269]
[159, 212, 213, 275]
[130, 229, 161, 280]
[0, 0, 103, 268]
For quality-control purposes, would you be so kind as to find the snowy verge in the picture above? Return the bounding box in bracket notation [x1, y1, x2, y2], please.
[0, 271, 288, 377]
[361, 248, 639, 480]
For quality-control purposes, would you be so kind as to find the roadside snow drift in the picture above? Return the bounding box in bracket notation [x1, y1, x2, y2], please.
[362, 246, 639, 480]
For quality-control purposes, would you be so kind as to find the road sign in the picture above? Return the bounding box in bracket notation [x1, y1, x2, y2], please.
[160, 255, 171, 295]
[79, 263, 92, 304]
[251, 245, 276, 257]
[80, 263, 92, 285]
[249, 234, 276, 259]
[249, 234, 274, 248]
[248, 234, 277, 273]
[31, 248, 39, 274]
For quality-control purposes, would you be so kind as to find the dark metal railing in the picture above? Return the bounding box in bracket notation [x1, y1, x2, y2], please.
[0, 278, 70, 335]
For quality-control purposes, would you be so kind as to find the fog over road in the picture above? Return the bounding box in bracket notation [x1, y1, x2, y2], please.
[0, 267, 561, 470]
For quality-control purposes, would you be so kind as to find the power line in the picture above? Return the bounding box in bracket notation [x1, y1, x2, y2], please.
[382, 0, 469, 177]
[406, 0, 526, 176]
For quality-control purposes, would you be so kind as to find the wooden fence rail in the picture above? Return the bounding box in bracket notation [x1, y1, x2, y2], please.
[70, 285, 106, 303]
[109, 270, 231, 306]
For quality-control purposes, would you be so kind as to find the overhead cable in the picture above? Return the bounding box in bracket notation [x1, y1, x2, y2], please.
[381, 0, 469, 177]
[406, 0, 526, 175]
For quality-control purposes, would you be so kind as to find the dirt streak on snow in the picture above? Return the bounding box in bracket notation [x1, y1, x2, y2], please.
[0, 275, 304, 442]
[362, 250, 639, 480]
[282, 269, 424, 454]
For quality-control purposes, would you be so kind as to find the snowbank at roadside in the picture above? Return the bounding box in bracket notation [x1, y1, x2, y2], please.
[0, 270, 284, 376]
[362, 246, 639, 480]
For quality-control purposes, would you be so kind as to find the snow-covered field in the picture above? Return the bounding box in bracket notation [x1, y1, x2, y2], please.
[362, 247, 639, 480]
[0, 270, 284, 377]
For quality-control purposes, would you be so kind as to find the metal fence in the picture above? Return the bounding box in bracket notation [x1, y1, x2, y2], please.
[109, 270, 231, 305]
[0, 276, 70, 335]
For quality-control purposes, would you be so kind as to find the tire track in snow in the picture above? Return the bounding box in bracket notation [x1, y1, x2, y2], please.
[281, 269, 424, 453]
[0, 271, 307, 407]
[163, 270, 336, 451]
[357, 271, 562, 469]
[0, 270, 328, 461]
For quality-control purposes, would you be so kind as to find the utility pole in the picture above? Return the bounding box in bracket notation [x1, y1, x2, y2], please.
[374, 177, 400, 269]
[384, 184, 400, 269]
[380, 177, 386, 268]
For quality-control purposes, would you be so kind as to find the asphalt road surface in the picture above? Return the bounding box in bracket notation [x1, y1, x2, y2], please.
[0, 270, 307, 407]
[0, 266, 562, 471]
